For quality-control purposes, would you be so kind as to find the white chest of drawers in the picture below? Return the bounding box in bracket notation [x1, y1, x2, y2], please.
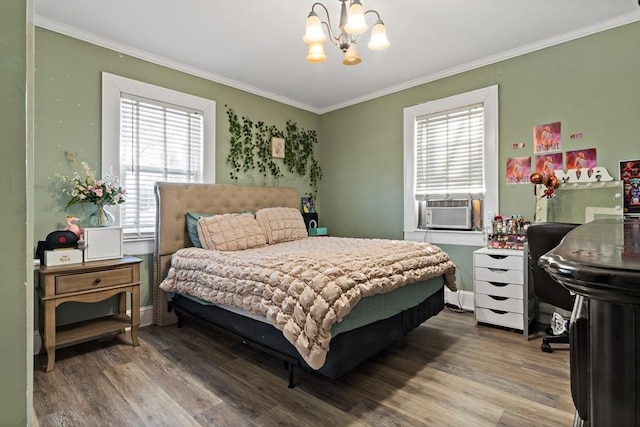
[473, 246, 533, 340]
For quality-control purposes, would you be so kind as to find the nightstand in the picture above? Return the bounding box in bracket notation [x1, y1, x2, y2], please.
[37, 255, 142, 372]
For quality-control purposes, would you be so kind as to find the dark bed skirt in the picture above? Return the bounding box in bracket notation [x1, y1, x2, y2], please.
[168, 285, 445, 379]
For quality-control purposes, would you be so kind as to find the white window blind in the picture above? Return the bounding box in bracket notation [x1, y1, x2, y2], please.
[120, 94, 204, 237]
[415, 103, 484, 199]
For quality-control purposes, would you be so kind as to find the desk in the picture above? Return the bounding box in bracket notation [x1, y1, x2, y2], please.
[539, 218, 640, 427]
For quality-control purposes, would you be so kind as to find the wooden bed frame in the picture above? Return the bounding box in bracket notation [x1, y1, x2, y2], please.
[153, 182, 445, 386]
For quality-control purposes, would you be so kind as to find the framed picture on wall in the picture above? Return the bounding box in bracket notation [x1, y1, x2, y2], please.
[271, 137, 285, 158]
[301, 196, 315, 213]
[620, 159, 640, 216]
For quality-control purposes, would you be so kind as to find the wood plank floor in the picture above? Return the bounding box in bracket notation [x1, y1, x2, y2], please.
[33, 309, 576, 426]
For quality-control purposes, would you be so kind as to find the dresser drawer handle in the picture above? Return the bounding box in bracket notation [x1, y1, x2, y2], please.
[489, 309, 508, 315]
[488, 295, 508, 301]
[488, 254, 508, 260]
[93, 278, 101, 285]
[488, 281, 508, 287]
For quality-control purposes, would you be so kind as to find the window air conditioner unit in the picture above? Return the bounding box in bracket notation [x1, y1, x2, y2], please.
[423, 199, 473, 230]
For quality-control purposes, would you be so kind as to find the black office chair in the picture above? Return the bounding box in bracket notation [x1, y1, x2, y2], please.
[526, 222, 580, 353]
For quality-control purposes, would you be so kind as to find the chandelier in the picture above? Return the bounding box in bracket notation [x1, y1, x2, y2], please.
[303, 0, 390, 65]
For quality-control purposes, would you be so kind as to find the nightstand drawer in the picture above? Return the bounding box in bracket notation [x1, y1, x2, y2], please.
[475, 307, 524, 329]
[475, 294, 523, 313]
[56, 267, 134, 294]
[475, 280, 524, 299]
[474, 253, 523, 270]
[475, 267, 523, 284]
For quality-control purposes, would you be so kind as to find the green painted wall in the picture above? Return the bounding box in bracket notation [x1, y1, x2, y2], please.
[35, 28, 320, 242]
[34, 28, 320, 322]
[437, 244, 478, 294]
[0, 0, 30, 425]
[318, 22, 640, 291]
[16, 17, 640, 415]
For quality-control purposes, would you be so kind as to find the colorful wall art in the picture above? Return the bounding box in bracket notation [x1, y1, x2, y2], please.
[533, 122, 561, 153]
[506, 156, 531, 184]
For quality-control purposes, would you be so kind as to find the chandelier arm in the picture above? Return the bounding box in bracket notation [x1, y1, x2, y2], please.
[321, 21, 340, 46]
[311, 2, 340, 43]
[364, 9, 382, 20]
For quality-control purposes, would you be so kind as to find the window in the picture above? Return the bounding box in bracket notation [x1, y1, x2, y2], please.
[102, 73, 215, 252]
[415, 104, 484, 197]
[403, 85, 498, 246]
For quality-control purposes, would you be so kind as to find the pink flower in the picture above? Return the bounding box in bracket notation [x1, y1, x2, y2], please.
[56, 157, 126, 210]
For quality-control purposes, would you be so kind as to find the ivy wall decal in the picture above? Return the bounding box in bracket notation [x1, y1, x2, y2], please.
[225, 106, 322, 196]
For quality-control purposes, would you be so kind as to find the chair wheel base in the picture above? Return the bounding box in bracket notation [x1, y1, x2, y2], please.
[541, 342, 554, 353]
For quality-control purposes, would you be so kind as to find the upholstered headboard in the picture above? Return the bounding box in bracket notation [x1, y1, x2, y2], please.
[153, 182, 299, 326]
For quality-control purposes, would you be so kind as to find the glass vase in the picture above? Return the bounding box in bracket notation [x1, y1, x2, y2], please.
[89, 204, 115, 227]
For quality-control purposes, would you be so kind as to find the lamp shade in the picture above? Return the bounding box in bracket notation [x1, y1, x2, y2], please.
[344, 0, 367, 34]
[303, 11, 326, 43]
[367, 19, 389, 50]
[307, 42, 327, 63]
[342, 42, 361, 65]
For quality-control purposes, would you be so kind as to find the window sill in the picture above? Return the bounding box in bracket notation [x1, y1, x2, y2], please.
[404, 229, 486, 246]
[123, 237, 154, 255]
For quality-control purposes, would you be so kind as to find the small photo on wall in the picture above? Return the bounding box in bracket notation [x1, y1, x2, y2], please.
[301, 196, 315, 213]
[535, 153, 563, 177]
[566, 148, 597, 171]
[506, 156, 531, 184]
[534, 122, 561, 153]
[620, 159, 640, 216]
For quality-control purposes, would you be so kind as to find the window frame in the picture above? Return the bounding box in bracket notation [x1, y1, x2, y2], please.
[403, 85, 498, 246]
[102, 72, 216, 254]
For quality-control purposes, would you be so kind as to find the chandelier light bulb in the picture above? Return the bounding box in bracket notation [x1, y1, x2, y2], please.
[342, 42, 362, 65]
[367, 20, 389, 50]
[303, 11, 326, 43]
[307, 42, 327, 63]
[344, 0, 367, 34]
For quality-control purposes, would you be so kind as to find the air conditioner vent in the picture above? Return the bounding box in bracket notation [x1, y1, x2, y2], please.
[421, 199, 472, 230]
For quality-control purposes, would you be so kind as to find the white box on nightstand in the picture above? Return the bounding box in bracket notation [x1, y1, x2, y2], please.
[44, 248, 83, 266]
[84, 227, 123, 261]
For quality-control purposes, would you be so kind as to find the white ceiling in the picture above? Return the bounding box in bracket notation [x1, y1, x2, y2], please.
[35, 0, 640, 114]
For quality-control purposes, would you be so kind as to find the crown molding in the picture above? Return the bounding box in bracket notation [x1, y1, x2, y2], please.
[317, 10, 640, 114]
[34, 15, 320, 113]
[36, 11, 640, 115]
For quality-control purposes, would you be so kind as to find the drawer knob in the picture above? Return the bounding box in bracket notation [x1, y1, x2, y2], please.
[93, 278, 101, 285]
[489, 281, 508, 287]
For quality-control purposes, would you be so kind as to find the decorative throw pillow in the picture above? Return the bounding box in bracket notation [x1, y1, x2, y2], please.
[197, 213, 267, 251]
[186, 211, 216, 248]
[255, 207, 308, 244]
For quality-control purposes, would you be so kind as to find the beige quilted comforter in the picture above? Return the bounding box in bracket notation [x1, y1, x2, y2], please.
[160, 237, 456, 369]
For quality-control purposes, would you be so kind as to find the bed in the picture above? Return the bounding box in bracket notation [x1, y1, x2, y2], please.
[153, 182, 456, 386]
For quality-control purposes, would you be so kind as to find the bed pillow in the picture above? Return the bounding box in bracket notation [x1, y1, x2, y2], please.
[197, 213, 267, 251]
[186, 211, 216, 248]
[255, 207, 308, 244]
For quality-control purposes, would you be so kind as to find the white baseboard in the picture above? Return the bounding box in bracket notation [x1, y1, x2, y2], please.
[445, 288, 474, 312]
[139, 304, 154, 328]
[33, 305, 153, 355]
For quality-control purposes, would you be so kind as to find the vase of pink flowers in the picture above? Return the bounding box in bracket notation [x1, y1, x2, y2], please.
[55, 152, 126, 227]
[88, 203, 116, 227]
